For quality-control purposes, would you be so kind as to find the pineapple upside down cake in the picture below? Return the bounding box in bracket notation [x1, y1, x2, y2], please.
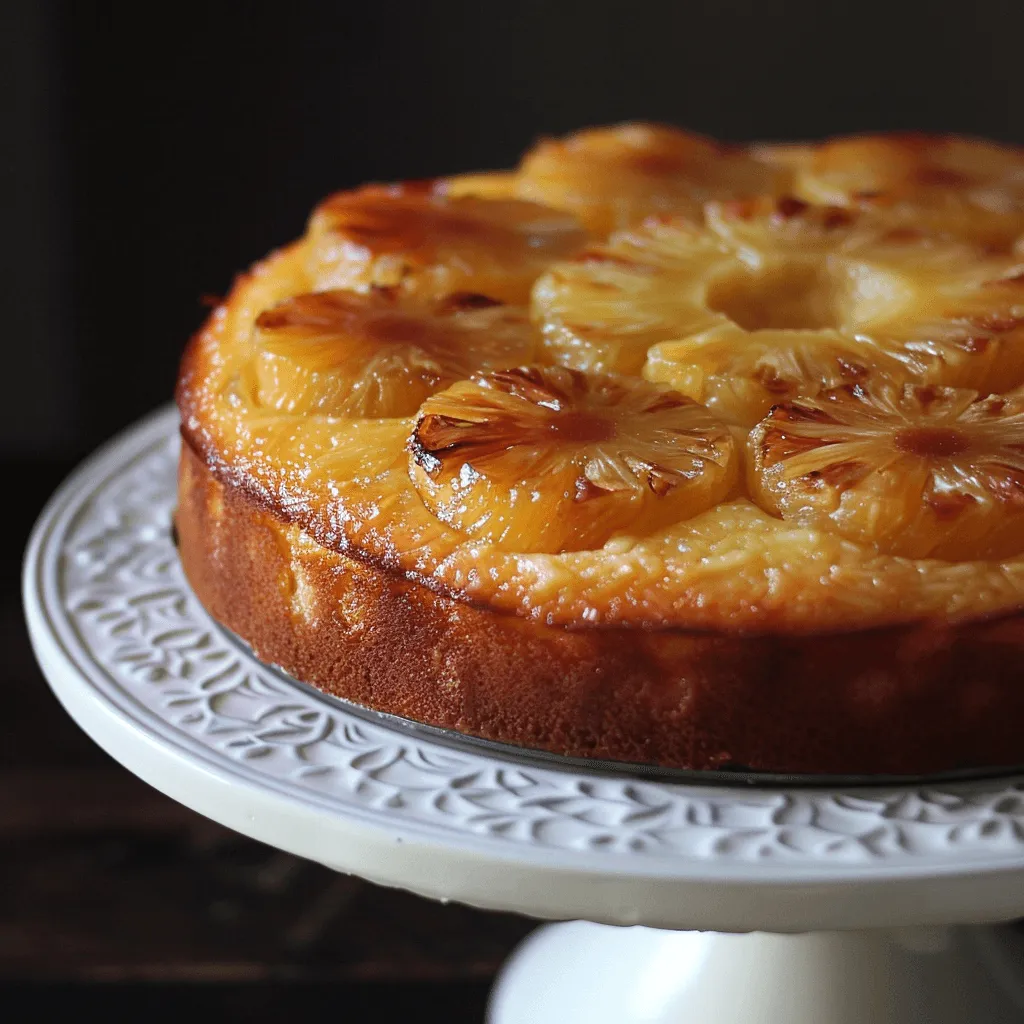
[176, 124, 1024, 775]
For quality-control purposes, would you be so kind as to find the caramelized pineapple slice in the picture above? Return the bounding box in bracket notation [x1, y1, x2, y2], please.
[306, 184, 586, 303]
[645, 325, 909, 429]
[534, 197, 1024, 425]
[249, 289, 535, 418]
[408, 366, 737, 553]
[515, 122, 786, 236]
[750, 382, 1024, 560]
[783, 133, 1024, 248]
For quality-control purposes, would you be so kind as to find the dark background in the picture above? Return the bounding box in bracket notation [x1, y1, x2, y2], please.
[7, 0, 1024, 464]
[4, 1, 1024, 1019]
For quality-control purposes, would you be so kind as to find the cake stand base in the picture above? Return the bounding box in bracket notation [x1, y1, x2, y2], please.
[489, 922, 1024, 1023]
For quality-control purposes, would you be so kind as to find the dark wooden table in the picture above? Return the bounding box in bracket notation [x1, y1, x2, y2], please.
[4, 460, 535, 1022]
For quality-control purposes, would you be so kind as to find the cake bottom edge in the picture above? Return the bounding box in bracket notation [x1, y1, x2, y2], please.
[175, 444, 1024, 776]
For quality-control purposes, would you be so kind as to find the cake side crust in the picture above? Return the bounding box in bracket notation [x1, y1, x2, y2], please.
[176, 442, 1024, 775]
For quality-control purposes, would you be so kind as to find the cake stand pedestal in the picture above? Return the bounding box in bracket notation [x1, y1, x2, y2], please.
[491, 923, 1024, 1022]
[23, 408, 1024, 1024]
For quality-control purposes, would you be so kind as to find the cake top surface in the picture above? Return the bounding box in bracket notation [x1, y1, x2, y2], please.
[177, 123, 1024, 634]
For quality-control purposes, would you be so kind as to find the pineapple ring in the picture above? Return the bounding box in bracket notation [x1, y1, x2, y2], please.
[644, 324, 912, 430]
[305, 183, 587, 304]
[408, 365, 738, 553]
[514, 122, 787, 237]
[533, 196, 1024, 426]
[749, 382, 1024, 560]
[243, 289, 536, 419]
[764, 133, 1024, 249]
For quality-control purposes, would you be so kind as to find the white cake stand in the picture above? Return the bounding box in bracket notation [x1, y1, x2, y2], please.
[23, 406, 1024, 1023]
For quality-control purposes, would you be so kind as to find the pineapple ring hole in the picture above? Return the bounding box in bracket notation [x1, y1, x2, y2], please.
[706, 262, 841, 331]
[706, 260, 906, 333]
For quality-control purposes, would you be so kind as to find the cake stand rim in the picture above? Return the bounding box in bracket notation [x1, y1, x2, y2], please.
[21, 404, 1024, 931]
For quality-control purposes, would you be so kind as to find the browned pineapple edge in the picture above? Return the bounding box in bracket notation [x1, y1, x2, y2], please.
[175, 123, 1024, 775]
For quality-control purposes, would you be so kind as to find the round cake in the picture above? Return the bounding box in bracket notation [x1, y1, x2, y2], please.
[175, 123, 1024, 776]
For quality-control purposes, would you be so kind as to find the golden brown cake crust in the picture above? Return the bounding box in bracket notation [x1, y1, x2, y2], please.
[177, 441, 1024, 775]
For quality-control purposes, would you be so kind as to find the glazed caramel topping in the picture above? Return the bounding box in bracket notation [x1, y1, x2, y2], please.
[179, 122, 1024, 632]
